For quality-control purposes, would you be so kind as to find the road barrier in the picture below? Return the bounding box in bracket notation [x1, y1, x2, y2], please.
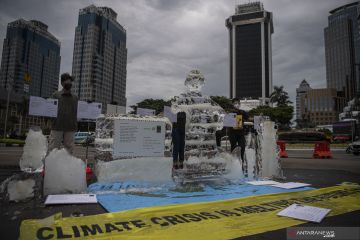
[313, 141, 332, 158]
[276, 140, 288, 158]
[86, 166, 93, 182]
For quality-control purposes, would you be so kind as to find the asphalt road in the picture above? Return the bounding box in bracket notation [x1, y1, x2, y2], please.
[283, 149, 360, 174]
[0, 146, 358, 173]
[0, 146, 359, 239]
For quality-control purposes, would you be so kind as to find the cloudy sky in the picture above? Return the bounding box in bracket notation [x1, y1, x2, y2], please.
[0, 0, 355, 107]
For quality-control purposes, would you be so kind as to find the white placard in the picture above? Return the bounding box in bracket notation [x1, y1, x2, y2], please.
[277, 204, 331, 223]
[45, 194, 97, 205]
[113, 119, 165, 157]
[272, 182, 311, 189]
[29, 96, 58, 117]
[246, 180, 281, 186]
[137, 107, 155, 116]
[164, 106, 177, 122]
[77, 101, 102, 119]
[223, 113, 236, 127]
[254, 116, 261, 131]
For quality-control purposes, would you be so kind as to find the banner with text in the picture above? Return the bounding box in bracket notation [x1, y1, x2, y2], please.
[77, 101, 102, 120]
[20, 184, 360, 240]
[29, 96, 58, 117]
[113, 119, 165, 157]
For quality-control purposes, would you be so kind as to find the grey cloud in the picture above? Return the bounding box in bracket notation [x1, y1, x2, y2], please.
[0, 0, 355, 107]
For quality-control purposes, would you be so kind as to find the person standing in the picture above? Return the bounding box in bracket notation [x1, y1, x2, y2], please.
[228, 99, 249, 161]
[172, 112, 186, 169]
[48, 73, 78, 154]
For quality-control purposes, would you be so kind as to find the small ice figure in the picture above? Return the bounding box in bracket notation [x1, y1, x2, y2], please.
[184, 69, 205, 92]
[19, 128, 47, 172]
[43, 149, 87, 195]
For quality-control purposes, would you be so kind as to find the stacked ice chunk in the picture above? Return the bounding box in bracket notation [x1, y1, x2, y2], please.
[19, 128, 47, 172]
[43, 149, 87, 195]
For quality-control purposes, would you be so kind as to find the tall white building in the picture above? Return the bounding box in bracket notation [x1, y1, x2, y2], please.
[72, 5, 127, 109]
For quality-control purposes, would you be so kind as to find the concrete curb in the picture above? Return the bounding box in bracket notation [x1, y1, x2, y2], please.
[287, 148, 346, 151]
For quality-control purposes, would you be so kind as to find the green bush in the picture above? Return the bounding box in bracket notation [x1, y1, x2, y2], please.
[0, 138, 25, 145]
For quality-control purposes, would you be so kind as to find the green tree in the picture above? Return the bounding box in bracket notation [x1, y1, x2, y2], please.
[270, 85, 292, 107]
[249, 105, 294, 130]
[317, 128, 332, 141]
[249, 105, 273, 118]
[130, 98, 172, 115]
[210, 96, 234, 112]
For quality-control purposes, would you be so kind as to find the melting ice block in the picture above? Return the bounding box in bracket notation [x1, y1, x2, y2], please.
[260, 121, 281, 178]
[19, 128, 47, 172]
[43, 149, 86, 195]
[0, 172, 42, 202]
[7, 179, 35, 201]
[96, 157, 173, 183]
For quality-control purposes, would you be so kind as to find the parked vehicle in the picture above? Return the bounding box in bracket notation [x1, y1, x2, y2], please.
[278, 131, 326, 143]
[346, 140, 360, 155]
[82, 133, 95, 147]
[333, 121, 357, 143]
[74, 132, 94, 144]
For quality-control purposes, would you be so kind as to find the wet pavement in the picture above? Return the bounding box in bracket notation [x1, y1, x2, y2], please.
[1, 148, 359, 239]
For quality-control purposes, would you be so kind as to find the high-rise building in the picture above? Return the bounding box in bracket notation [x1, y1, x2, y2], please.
[72, 5, 127, 109]
[0, 19, 60, 98]
[226, 2, 273, 102]
[299, 88, 346, 126]
[324, 2, 360, 101]
[296, 79, 312, 121]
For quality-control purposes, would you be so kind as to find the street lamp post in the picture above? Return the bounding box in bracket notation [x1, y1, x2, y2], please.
[3, 75, 13, 139]
[355, 63, 360, 97]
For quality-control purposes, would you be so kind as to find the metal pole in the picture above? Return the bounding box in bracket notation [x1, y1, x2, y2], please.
[351, 121, 354, 143]
[356, 63, 360, 97]
[225, 128, 228, 152]
[3, 79, 12, 139]
[85, 120, 90, 161]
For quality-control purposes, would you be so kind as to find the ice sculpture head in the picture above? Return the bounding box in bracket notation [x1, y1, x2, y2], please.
[185, 69, 205, 92]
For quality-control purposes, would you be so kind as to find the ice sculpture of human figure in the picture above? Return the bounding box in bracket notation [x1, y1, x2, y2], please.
[172, 112, 186, 169]
[48, 73, 78, 154]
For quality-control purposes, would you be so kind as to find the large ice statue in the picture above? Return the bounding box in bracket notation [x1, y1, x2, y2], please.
[184, 69, 205, 92]
[171, 69, 225, 159]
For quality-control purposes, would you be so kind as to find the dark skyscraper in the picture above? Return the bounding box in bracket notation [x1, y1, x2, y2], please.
[0, 19, 60, 98]
[324, 1, 360, 101]
[226, 2, 273, 102]
[72, 5, 127, 109]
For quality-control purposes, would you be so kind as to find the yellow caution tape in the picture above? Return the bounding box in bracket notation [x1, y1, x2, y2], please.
[20, 184, 360, 240]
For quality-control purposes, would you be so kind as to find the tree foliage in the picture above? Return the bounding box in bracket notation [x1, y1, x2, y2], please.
[270, 85, 292, 107]
[317, 128, 332, 141]
[210, 96, 234, 112]
[249, 105, 294, 130]
[130, 98, 172, 115]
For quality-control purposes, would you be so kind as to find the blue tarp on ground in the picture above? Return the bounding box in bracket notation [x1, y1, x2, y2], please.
[89, 181, 314, 212]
